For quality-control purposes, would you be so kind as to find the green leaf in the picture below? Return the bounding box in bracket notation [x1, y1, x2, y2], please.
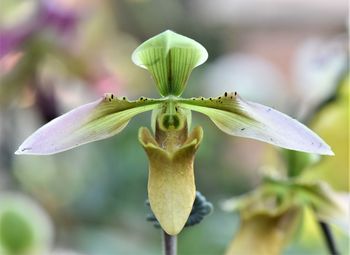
[178, 92, 333, 155]
[16, 94, 162, 155]
[282, 149, 320, 177]
[132, 30, 208, 96]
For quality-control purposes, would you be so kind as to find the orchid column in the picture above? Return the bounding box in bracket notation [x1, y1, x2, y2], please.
[16, 30, 333, 239]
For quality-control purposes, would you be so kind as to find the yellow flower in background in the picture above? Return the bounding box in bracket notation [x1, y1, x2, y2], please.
[304, 75, 349, 191]
[225, 208, 300, 255]
[222, 176, 349, 255]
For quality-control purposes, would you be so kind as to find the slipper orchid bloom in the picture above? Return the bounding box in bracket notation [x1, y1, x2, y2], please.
[15, 30, 333, 235]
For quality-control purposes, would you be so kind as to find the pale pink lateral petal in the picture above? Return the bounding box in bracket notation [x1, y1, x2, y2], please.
[179, 92, 333, 155]
[15, 95, 161, 155]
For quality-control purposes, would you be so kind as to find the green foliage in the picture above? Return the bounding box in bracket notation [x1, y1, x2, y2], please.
[283, 150, 320, 177]
[0, 211, 34, 255]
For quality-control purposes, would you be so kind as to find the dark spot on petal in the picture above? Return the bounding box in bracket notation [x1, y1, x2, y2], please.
[241, 128, 245, 131]
[234, 92, 237, 96]
[111, 94, 114, 99]
[218, 96, 221, 99]
[123, 97, 126, 100]
[224, 92, 228, 97]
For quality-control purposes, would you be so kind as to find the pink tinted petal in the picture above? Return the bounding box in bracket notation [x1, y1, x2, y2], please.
[16, 96, 160, 155]
[237, 97, 334, 155]
[179, 93, 333, 155]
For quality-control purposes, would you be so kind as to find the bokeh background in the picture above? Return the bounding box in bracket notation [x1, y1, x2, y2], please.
[0, 0, 348, 254]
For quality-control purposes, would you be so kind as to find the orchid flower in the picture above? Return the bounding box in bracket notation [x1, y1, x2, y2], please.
[15, 30, 333, 235]
[222, 175, 349, 255]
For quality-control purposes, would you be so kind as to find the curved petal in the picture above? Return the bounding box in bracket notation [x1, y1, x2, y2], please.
[15, 94, 162, 155]
[179, 92, 333, 155]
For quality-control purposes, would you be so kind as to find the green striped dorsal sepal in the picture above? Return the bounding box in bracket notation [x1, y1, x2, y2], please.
[132, 30, 208, 96]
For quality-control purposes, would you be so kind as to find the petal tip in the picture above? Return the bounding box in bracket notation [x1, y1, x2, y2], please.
[14, 146, 44, 156]
[315, 142, 334, 156]
[14, 146, 30, 155]
[14, 149, 22, 155]
[323, 148, 335, 156]
[14, 140, 57, 155]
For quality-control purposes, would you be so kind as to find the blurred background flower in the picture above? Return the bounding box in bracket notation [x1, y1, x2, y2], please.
[222, 71, 349, 255]
[0, 0, 348, 254]
[0, 193, 53, 255]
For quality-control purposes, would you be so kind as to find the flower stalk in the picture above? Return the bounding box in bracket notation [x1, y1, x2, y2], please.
[162, 231, 177, 255]
[319, 221, 339, 255]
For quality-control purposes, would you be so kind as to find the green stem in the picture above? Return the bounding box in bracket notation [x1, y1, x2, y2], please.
[162, 230, 177, 255]
[319, 221, 339, 255]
